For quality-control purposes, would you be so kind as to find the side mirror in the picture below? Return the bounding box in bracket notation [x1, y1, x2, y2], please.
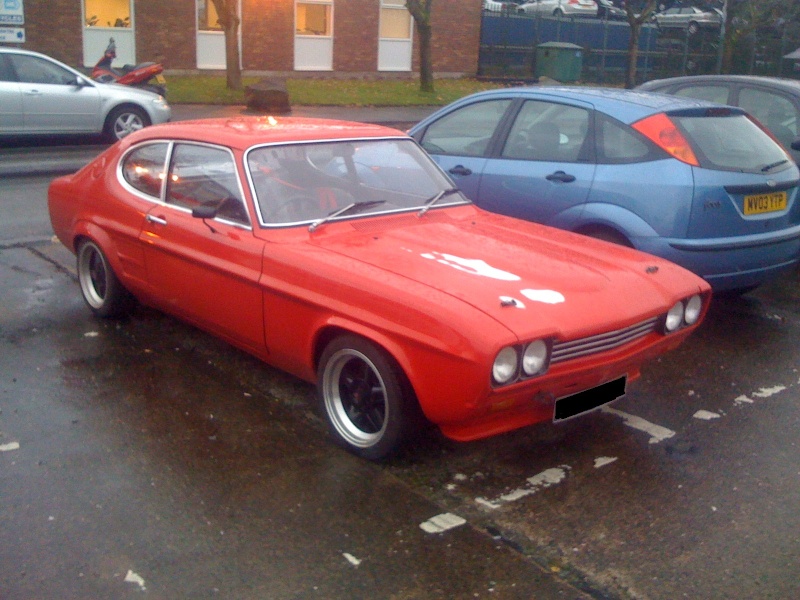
[192, 205, 219, 219]
[74, 76, 91, 87]
[791, 137, 800, 152]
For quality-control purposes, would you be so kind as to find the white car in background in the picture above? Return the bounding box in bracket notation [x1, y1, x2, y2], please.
[0, 47, 170, 142]
[483, 0, 521, 11]
[517, 0, 598, 17]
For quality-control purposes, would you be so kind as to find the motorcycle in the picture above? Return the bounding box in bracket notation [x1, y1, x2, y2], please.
[92, 37, 167, 97]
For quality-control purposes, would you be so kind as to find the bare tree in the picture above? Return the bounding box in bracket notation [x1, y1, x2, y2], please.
[405, 0, 435, 93]
[624, 0, 658, 88]
[210, 0, 242, 90]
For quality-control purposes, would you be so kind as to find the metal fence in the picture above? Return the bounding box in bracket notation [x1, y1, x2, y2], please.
[478, 11, 799, 85]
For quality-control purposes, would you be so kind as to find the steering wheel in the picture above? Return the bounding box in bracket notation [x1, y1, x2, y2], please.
[268, 194, 321, 223]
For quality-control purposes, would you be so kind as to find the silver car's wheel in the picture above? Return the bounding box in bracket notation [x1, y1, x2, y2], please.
[105, 105, 150, 142]
[77, 240, 134, 318]
[317, 335, 410, 460]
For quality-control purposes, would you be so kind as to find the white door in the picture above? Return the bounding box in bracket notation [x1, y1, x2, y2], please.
[295, 0, 333, 71]
[82, 0, 135, 68]
[378, 1, 412, 72]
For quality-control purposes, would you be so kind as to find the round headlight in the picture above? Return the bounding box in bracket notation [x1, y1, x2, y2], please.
[665, 301, 684, 332]
[522, 340, 549, 377]
[492, 346, 518, 385]
[684, 295, 703, 325]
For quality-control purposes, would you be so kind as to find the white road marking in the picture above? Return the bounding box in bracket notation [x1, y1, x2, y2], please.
[601, 407, 676, 444]
[343, 553, 362, 566]
[0, 442, 20, 452]
[124, 570, 146, 590]
[693, 410, 721, 420]
[594, 456, 618, 468]
[476, 466, 570, 509]
[420, 513, 467, 533]
[752, 385, 786, 398]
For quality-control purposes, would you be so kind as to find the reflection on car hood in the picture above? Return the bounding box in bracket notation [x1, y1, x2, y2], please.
[312, 208, 705, 339]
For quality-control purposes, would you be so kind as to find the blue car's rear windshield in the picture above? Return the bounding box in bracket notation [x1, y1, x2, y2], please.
[673, 113, 793, 174]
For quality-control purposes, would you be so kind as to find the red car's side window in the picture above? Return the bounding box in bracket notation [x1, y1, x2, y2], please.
[121, 142, 168, 199]
[166, 143, 250, 225]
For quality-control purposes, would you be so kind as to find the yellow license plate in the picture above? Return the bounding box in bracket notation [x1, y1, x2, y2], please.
[154, 74, 166, 84]
[743, 191, 787, 215]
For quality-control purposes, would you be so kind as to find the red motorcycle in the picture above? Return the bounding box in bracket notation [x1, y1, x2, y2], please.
[92, 37, 167, 97]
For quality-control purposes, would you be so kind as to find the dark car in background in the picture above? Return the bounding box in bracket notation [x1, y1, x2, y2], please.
[637, 75, 800, 164]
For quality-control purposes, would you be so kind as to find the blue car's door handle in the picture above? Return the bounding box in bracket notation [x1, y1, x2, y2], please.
[546, 171, 576, 183]
[449, 165, 472, 176]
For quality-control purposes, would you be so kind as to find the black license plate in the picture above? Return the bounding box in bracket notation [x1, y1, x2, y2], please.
[554, 377, 626, 421]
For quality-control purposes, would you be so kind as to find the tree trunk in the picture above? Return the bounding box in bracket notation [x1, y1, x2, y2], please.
[405, 0, 435, 94]
[626, 25, 641, 89]
[212, 0, 242, 91]
[224, 20, 242, 91]
[417, 22, 434, 93]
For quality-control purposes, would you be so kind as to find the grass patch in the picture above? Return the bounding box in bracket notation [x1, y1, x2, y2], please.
[166, 75, 504, 106]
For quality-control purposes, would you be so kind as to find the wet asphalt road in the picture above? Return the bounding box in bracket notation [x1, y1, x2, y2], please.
[3, 116, 800, 599]
[1, 212, 585, 599]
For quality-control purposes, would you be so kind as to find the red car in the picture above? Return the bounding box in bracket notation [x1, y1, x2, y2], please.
[48, 117, 710, 460]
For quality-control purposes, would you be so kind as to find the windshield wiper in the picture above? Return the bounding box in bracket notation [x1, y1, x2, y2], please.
[761, 159, 789, 173]
[308, 200, 386, 233]
[417, 187, 461, 217]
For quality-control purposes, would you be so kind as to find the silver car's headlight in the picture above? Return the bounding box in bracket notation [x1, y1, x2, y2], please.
[522, 340, 549, 376]
[492, 347, 518, 385]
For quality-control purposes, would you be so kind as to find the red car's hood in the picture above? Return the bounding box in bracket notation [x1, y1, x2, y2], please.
[311, 210, 707, 341]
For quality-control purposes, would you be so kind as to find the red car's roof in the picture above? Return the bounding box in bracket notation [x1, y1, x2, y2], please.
[127, 116, 406, 150]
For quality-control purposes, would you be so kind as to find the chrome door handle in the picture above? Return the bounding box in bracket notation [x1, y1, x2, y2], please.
[146, 214, 168, 226]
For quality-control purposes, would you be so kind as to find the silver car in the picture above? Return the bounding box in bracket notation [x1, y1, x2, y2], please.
[517, 0, 598, 18]
[652, 6, 722, 35]
[0, 47, 171, 142]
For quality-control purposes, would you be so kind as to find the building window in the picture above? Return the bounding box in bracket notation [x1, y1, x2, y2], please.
[380, 1, 411, 39]
[198, 0, 223, 31]
[84, 0, 130, 28]
[296, 1, 331, 36]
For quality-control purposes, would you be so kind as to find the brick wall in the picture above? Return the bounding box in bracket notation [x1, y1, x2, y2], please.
[334, 0, 379, 72]
[242, 0, 294, 71]
[8, 0, 480, 76]
[8, 0, 83, 67]
[135, 0, 195, 69]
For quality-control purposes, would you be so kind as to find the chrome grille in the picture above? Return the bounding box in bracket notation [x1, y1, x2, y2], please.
[551, 317, 659, 364]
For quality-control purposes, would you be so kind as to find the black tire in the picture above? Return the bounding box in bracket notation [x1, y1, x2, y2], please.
[553, 8, 564, 17]
[317, 335, 414, 461]
[76, 239, 135, 318]
[104, 105, 150, 142]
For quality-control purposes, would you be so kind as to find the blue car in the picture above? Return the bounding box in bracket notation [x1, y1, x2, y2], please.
[409, 87, 800, 293]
